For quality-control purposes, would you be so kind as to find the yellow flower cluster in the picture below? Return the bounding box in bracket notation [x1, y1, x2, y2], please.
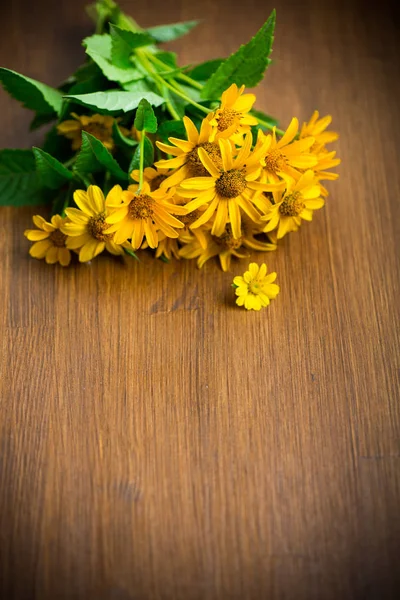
[25, 84, 340, 303]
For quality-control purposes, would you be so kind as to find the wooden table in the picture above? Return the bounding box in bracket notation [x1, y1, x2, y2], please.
[1, 0, 399, 598]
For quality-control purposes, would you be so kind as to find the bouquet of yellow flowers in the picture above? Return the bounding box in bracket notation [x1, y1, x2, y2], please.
[0, 0, 340, 310]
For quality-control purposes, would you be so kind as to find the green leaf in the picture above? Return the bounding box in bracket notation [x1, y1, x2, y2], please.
[0, 149, 42, 207]
[112, 121, 138, 148]
[123, 247, 139, 260]
[110, 24, 153, 68]
[157, 119, 186, 142]
[30, 112, 56, 131]
[154, 51, 178, 68]
[129, 137, 154, 174]
[83, 34, 143, 83]
[189, 59, 223, 81]
[0, 68, 63, 115]
[73, 132, 128, 181]
[134, 98, 157, 133]
[146, 20, 199, 43]
[32, 147, 74, 189]
[122, 78, 157, 93]
[201, 10, 276, 100]
[64, 90, 165, 114]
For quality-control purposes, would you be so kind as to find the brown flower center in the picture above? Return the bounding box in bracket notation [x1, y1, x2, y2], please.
[213, 225, 243, 250]
[215, 170, 247, 198]
[49, 229, 67, 248]
[217, 108, 239, 132]
[264, 149, 288, 174]
[279, 191, 305, 216]
[186, 142, 222, 176]
[150, 174, 167, 191]
[128, 194, 154, 220]
[180, 210, 200, 227]
[88, 214, 112, 241]
[84, 122, 112, 145]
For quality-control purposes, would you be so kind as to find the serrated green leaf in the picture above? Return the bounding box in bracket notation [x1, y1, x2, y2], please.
[129, 137, 154, 174]
[0, 68, 63, 115]
[201, 10, 276, 99]
[134, 99, 157, 133]
[112, 121, 138, 148]
[189, 59, 223, 81]
[110, 24, 153, 68]
[153, 51, 178, 68]
[157, 119, 186, 142]
[32, 147, 74, 190]
[73, 132, 128, 181]
[0, 149, 43, 207]
[83, 34, 143, 83]
[64, 90, 165, 114]
[146, 20, 199, 43]
[122, 78, 157, 93]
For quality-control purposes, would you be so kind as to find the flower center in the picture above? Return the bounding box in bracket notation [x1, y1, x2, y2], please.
[150, 174, 167, 191]
[84, 122, 112, 144]
[128, 194, 154, 220]
[180, 210, 200, 227]
[88, 214, 113, 241]
[249, 281, 262, 294]
[213, 225, 243, 250]
[49, 229, 67, 248]
[279, 191, 305, 216]
[186, 142, 222, 176]
[264, 149, 287, 174]
[215, 170, 247, 198]
[217, 108, 239, 132]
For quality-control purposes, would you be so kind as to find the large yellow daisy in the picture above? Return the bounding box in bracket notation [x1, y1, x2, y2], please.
[105, 181, 187, 250]
[257, 118, 318, 183]
[24, 214, 71, 266]
[61, 185, 125, 262]
[154, 115, 221, 187]
[261, 170, 324, 239]
[208, 83, 258, 141]
[178, 133, 282, 239]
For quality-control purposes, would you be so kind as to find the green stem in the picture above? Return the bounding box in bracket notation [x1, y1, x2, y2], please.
[177, 72, 203, 90]
[161, 78, 209, 114]
[135, 50, 180, 120]
[63, 156, 76, 169]
[138, 132, 145, 192]
[257, 117, 285, 137]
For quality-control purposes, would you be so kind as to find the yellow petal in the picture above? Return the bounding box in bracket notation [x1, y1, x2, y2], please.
[24, 230, 50, 241]
[29, 240, 52, 259]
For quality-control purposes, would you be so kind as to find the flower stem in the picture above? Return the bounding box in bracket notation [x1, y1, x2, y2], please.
[257, 117, 285, 137]
[138, 132, 145, 192]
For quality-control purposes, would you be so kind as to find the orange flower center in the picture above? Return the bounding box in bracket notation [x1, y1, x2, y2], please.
[264, 149, 288, 174]
[215, 170, 247, 198]
[213, 225, 243, 250]
[186, 142, 222, 176]
[88, 214, 113, 241]
[217, 108, 239, 132]
[49, 229, 67, 248]
[180, 210, 201, 227]
[128, 194, 154, 220]
[279, 192, 305, 216]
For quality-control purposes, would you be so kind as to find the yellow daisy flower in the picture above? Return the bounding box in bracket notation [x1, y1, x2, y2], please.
[145, 232, 180, 261]
[300, 111, 339, 148]
[233, 262, 280, 310]
[57, 113, 128, 152]
[178, 133, 282, 240]
[154, 115, 221, 187]
[208, 83, 258, 141]
[24, 214, 71, 266]
[61, 185, 125, 262]
[312, 148, 341, 197]
[179, 221, 276, 272]
[105, 181, 187, 250]
[261, 170, 324, 239]
[257, 118, 318, 183]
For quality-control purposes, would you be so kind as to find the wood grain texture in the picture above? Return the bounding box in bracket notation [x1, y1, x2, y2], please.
[1, 0, 399, 598]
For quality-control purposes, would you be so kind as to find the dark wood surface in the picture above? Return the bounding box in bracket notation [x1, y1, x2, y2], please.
[1, 0, 399, 598]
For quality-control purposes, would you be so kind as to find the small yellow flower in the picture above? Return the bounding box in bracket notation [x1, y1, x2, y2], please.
[155, 115, 219, 187]
[61, 185, 125, 262]
[261, 170, 324, 239]
[256, 118, 317, 183]
[178, 133, 282, 239]
[300, 111, 339, 148]
[57, 113, 129, 151]
[24, 214, 71, 266]
[208, 83, 258, 141]
[233, 262, 280, 310]
[105, 181, 187, 250]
